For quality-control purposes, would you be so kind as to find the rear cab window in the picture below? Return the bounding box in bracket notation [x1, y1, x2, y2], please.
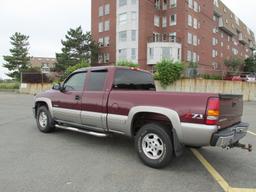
[113, 68, 156, 91]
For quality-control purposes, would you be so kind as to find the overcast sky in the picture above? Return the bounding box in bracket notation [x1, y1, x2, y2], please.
[0, 0, 256, 79]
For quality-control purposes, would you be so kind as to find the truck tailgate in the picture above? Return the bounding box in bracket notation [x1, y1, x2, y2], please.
[218, 94, 243, 129]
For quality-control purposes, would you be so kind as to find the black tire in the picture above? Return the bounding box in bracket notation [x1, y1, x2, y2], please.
[135, 123, 173, 169]
[36, 106, 55, 133]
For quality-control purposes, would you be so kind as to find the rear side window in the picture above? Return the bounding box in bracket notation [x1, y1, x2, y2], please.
[87, 70, 107, 91]
[64, 72, 86, 91]
[113, 69, 156, 91]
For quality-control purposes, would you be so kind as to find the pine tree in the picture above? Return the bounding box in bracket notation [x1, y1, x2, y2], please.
[3, 32, 30, 80]
[55, 26, 98, 72]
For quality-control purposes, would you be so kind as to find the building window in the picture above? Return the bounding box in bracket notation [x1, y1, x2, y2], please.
[193, 18, 198, 29]
[162, 16, 167, 28]
[119, 31, 127, 42]
[99, 22, 103, 32]
[187, 50, 192, 61]
[119, 13, 127, 26]
[193, 35, 197, 46]
[170, 14, 177, 26]
[194, 1, 199, 12]
[188, 15, 192, 27]
[119, 0, 127, 7]
[131, 30, 136, 41]
[131, 11, 137, 25]
[149, 48, 154, 59]
[99, 37, 104, 47]
[154, 15, 160, 27]
[99, 6, 103, 17]
[162, 47, 171, 59]
[104, 20, 110, 31]
[170, 0, 177, 8]
[193, 52, 197, 62]
[105, 4, 110, 15]
[104, 53, 110, 63]
[187, 32, 193, 44]
[131, 0, 137, 5]
[188, 0, 193, 9]
[119, 49, 127, 59]
[104, 36, 110, 46]
[98, 54, 103, 63]
[131, 48, 136, 60]
[169, 32, 176, 42]
[212, 37, 218, 46]
[214, 0, 219, 7]
[212, 49, 218, 58]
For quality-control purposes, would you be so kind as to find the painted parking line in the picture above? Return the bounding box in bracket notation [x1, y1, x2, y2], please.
[191, 148, 256, 192]
[248, 131, 256, 136]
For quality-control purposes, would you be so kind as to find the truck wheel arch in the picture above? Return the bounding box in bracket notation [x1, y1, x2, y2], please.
[35, 98, 53, 118]
[127, 106, 183, 142]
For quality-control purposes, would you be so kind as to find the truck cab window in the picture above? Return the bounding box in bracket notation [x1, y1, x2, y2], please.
[113, 69, 156, 90]
[64, 72, 86, 91]
[87, 70, 108, 91]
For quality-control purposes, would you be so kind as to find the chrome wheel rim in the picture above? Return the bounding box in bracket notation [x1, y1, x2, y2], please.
[39, 112, 48, 128]
[142, 133, 164, 160]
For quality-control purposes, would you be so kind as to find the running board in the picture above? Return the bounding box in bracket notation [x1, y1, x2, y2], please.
[55, 124, 108, 137]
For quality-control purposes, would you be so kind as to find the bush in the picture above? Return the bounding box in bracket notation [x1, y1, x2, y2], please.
[61, 59, 90, 81]
[155, 59, 184, 86]
[116, 60, 139, 68]
[201, 74, 222, 80]
[0, 82, 20, 89]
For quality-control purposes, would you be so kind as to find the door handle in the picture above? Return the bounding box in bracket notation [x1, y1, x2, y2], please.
[75, 95, 80, 100]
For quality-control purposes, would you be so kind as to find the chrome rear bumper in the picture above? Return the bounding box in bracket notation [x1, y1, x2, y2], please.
[210, 122, 249, 148]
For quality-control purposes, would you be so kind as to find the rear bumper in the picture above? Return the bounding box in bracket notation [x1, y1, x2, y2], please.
[210, 122, 249, 148]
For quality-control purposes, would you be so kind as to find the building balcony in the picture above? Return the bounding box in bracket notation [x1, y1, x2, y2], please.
[147, 38, 182, 65]
[218, 18, 236, 36]
[148, 34, 181, 43]
[249, 41, 255, 49]
[238, 33, 247, 45]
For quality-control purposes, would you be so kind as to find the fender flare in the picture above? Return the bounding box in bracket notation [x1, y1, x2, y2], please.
[35, 97, 53, 117]
[126, 106, 184, 142]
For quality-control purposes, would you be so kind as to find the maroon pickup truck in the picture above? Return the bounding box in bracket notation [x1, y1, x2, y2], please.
[33, 66, 251, 168]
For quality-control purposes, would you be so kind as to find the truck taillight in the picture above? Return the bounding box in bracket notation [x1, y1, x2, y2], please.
[206, 97, 220, 125]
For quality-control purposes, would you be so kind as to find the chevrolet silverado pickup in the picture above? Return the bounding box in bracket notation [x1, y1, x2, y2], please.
[33, 66, 251, 168]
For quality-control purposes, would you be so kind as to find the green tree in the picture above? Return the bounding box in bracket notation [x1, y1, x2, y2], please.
[61, 59, 90, 81]
[55, 26, 98, 72]
[3, 32, 30, 80]
[224, 57, 243, 74]
[244, 55, 256, 73]
[155, 59, 184, 86]
[116, 60, 139, 68]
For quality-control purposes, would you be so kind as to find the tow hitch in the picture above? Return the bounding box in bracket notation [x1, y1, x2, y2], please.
[228, 142, 252, 152]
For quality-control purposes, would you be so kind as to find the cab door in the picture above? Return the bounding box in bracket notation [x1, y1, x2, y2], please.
[52, 71, 87, 124]
[81, 69, 108, 131]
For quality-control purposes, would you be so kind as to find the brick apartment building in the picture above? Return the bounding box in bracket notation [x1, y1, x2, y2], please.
[91, 0, 255, 73]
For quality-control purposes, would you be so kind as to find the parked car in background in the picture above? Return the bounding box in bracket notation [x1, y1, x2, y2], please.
[239, 73, 256, 82]
[224, 75, 242, 81]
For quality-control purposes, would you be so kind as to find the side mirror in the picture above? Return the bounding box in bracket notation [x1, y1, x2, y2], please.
[52, 83, 64, 91]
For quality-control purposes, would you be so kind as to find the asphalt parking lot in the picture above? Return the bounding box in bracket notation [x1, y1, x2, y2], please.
[0, 92, 255, 192]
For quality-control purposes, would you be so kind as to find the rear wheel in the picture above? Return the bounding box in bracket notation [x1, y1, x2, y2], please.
[36, 106, 55, 133]
[135, 123, 173, 169]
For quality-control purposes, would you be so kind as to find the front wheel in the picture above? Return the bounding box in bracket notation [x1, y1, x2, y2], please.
[36, 106, 55, 133]
[135, 123, 173, 169]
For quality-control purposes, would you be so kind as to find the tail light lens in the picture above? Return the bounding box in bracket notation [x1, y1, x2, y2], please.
[206, 97, 220, 125]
